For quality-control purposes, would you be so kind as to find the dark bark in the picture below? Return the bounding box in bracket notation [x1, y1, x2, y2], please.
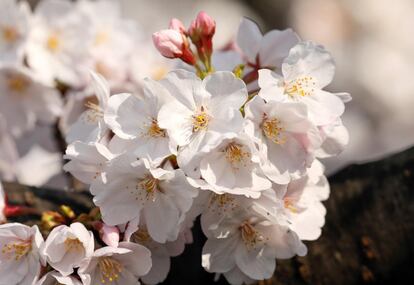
[4, 147, 414, 285]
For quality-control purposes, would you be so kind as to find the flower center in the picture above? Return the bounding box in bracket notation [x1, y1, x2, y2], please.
[261, 116, 286, 144]
[7, 75, 29, 93]
[132, 228, 151, 244]
[224, 143, 250, 168]
[284, 76, 316, 98]
[284, 198, 298, 213]
[2, 26, 18, 43]
[47, 34, 60, 52]
[138, 175, 161, 201]
[98, 257, 123, 284]
[1, 240, 32, 261]
[146, 119, 166, 138]
[151, 66, 168, 80]
[240, 221, 265, 250]
[95, 30, 110, 46]
[64, 237, 83, 252]
[208, 193, 237, 215]
[84, 100, 104, 123]
[192, 107, 210, 132]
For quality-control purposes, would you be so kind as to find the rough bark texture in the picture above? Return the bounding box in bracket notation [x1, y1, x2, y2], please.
[4, 147, 414, 285]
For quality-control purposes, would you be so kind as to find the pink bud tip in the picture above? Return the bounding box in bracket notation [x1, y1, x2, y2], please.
[193, 11, 216, 38]
[152, 29, 184, 58]
[169, 18, 187, 35]
[100, 223, 120, 247]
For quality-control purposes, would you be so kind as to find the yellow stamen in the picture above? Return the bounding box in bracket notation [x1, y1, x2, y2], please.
[192, 107, 210, 132]
[284, 198, 298, 213]
[146, 119, 166, 138]
[1, 240, 32, 261]
[47, 34, 60, 52]
[240, 221, 266, 250]
[2, 26, 18, 43]
[64, 237, 83, 252]
[139, 176, 160, 201]
[208, 193, 237, 214]
[261, 117, 286, 144]
[95, 31, 109, 45]
[7, 75, 29, 93]
[225, 142, 250, 168]
[151, 66, 168, 80]
[84, 101, 104, 123]
[132, 228, 151, 244]
[98, 257, 123, 283]
[284, 76, 316, 98]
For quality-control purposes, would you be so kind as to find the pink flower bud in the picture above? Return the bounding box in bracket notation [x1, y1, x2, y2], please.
[189, 11, 216, 39]
[152, 29, 196, 65]
[152, 29, 184, 58]
[97, 222, 120, 247]
[169, 18, 187, 35]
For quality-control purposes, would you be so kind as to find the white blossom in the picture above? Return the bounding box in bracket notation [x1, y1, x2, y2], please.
[125, 221, 188, 285]
[26, 0, 94, 86]
[0, 223, 45, 285]
[92, 154, 198, 243]
[76, 0, 140, 86]
[78, 242, 151, 285]
[244, 96, 321, 184]
[158, 70, 247, 153]
[0, 65, 62, 137]
[258, 41, 349, 126]
[237, 18, 299, 72]
[104, 78, 174, 164]
[202, 210, 306, 281]
[66, 72, 110, 144]
[0, 0, 31, 64]
[63, 141, 113, 185]
[41, 222, 94, 276]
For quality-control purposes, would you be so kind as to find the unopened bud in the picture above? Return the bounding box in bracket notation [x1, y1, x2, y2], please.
[152, 29, 185, 58]
[152, 29, 196, 65]
[189, 11, 216, 41]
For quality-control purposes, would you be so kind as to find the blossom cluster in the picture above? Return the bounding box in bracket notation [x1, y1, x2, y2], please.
[0, 0, 162, 184]
[0, 1, 351, 285]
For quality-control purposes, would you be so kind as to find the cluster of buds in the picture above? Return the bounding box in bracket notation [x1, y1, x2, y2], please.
[153, 12, 216, 76]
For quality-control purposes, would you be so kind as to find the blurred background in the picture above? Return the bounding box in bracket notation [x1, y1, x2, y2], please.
[23, 0, 414, 186]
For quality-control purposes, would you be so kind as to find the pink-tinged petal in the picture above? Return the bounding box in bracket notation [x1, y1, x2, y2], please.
[282, 41, 335, 88]
[236, 18, 263, 63]
[99, 224, 120, 247]
[234, 242, 275, 280]
[202, 236, 238, 273]
[259, 29, 300, 68]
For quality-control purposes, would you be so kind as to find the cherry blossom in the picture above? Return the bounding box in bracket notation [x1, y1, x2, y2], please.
[78, 242, 151, 285]
[92, 155, 198, 243]
[244, 96, 321, 184]
[0, 65, 62, 137]
[0, 0, 31, 64]
[0, 223, 45, 285]
[104, 78, 174, 164]
[258, 41, 350, 126]
[41, 222, 94, 276]
[66, 72, 110, 144]
[63, 141, 113, 185]
[202, 210, 307, 281]
[158, 70, 247, 153]
[26, 0, 94, 86]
